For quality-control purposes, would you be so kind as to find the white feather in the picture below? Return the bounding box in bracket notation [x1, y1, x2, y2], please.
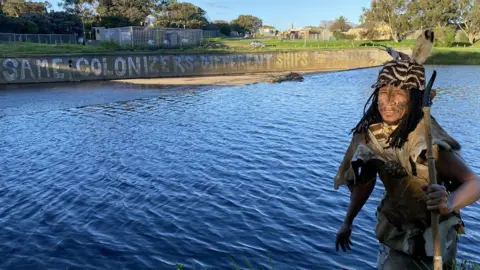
[411, 30, 434, 65]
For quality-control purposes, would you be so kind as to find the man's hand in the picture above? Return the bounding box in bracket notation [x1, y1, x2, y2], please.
[422, 184, 452, 215]
[335, 223, 353, 252]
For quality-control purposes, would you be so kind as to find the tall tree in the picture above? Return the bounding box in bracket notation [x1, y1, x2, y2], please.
[59, 0, 95, 14]
[454, 0, 480, 44]
[211, 20, 230, 35]
[20, 12, 54, 33]
[24, 2, 48, 14]
[319, 20, 333, 29]
[360, 0, 412, 42]
[47, 11, 83, 35]
[108, 0, 156, 24]
[167, 2, 208, 29]
[231, 14, 262, 35]
[408, 0, 457, 29]
[329, 16, 351, 32]
[2, 0, 26, 17]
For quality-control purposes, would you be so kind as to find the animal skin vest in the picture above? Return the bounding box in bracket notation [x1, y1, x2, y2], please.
[334, 118, 465, 259]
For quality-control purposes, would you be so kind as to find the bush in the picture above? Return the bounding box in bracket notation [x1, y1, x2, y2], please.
[434, 26, 456, 47]
[219, 24, 231, 36]
[332, 30, 355, 40]
[456, 30, 470, 43]
[22, 20, 39, 34]
[359, 28, 380, 40]
[98, 16, 131, 28]
[20, 12, 53, 34]
[0, 15, 38, 34]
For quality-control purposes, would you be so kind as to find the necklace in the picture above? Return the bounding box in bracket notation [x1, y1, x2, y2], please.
[381, 122, 399, 138]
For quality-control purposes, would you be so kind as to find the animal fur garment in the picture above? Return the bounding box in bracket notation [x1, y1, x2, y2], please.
[381, 30, 434, 65]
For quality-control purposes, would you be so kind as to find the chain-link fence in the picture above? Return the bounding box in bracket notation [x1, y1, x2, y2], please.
[0, 33, 78, 44]
[308, 32, 336, 41]
[97, 27, 204, 49]
[203, 30, 221, 38]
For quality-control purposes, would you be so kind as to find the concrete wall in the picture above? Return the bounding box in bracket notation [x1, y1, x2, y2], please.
[0, 49, 400, 85]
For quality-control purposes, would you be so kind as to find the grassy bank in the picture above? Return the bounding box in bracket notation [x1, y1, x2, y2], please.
[1, 39, 479, 65]
[0, 39, 411, 55]
[204, 37, 417, 50]
[427, 48, 480, 65]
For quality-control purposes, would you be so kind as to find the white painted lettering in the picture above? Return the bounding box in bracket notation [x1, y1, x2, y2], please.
[20, 59, 35, 80]
[91, 58, 102, 76]
[114, 57, 127, 76]
[76, 57, 90, 76]
[174, 56, 185, 73]
[36, 59, 50, 78]
[161, 56, 170, 72]
[103, 57, 113, 76]
[143, 56, 148, 74]
[230, 55, 236, 70]
[149, 56, 159, 73]
[201, 56, 210, 69]
[128, 56, 141, 76]
[2, 59, 18, 82]
[52, 58, 64, 79]
[214, 56, 221, 70]
[186, 56, 195, 72]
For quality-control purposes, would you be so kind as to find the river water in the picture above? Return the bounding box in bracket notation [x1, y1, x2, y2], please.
[1, 66, 479, 269]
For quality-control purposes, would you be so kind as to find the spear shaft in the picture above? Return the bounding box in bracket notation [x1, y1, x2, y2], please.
[422, 70, 442, 270]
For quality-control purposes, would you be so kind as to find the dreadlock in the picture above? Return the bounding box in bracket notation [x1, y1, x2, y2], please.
[350, 88, 425, 149]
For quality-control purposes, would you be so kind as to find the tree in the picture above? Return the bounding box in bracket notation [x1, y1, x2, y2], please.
[454, 0, 480, 44]
[320, 20, 333, 29]
[329, 16, 351, 32]
[2, 0, 26, 17]
[20, 12, 53, 33]
[97, 15, 131, 28]
[408, 0, 457, 29]
[108, 0, 157, 24]
[59, 0, 95, 14]
[47, 11, 83, 35]
[211, 20, 230, 35]
[155, 0, 176, 12]
[24, 2, 48, 14]
[360, 0, 412, 42]
[167, 2, 208, 29]
[231, 14, 262, 35]
[358, 21, 380, 40]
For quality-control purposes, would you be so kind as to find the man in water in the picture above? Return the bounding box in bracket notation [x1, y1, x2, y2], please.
[333, 30, 480, 269]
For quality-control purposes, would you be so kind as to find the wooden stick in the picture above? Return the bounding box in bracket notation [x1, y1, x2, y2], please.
[423, 106, 442, 270]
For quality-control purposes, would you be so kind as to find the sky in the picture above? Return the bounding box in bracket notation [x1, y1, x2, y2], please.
[47, 0, 372, 31]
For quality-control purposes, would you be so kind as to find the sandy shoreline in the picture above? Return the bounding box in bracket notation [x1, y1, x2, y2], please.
[111, 70, 338, 88]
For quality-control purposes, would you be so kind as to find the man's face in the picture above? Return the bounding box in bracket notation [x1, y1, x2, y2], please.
[377, 85, 410, 125]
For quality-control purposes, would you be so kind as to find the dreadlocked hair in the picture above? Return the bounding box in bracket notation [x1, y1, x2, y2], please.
[350, 88, 425, 149]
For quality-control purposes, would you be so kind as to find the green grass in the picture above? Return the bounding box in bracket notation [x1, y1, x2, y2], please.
[0, 42, 113, 55]
[427, 47, 480, 65]
[204, 37, 416, 50]
[0, 38, 415, 56]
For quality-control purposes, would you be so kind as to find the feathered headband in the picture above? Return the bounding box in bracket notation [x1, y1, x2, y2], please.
[372, 30, 434, 92]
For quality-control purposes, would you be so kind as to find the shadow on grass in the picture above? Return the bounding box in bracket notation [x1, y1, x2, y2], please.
[427, 50, 480, 65]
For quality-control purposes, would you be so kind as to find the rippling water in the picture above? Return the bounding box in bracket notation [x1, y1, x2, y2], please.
[1, 66, 480, 270]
